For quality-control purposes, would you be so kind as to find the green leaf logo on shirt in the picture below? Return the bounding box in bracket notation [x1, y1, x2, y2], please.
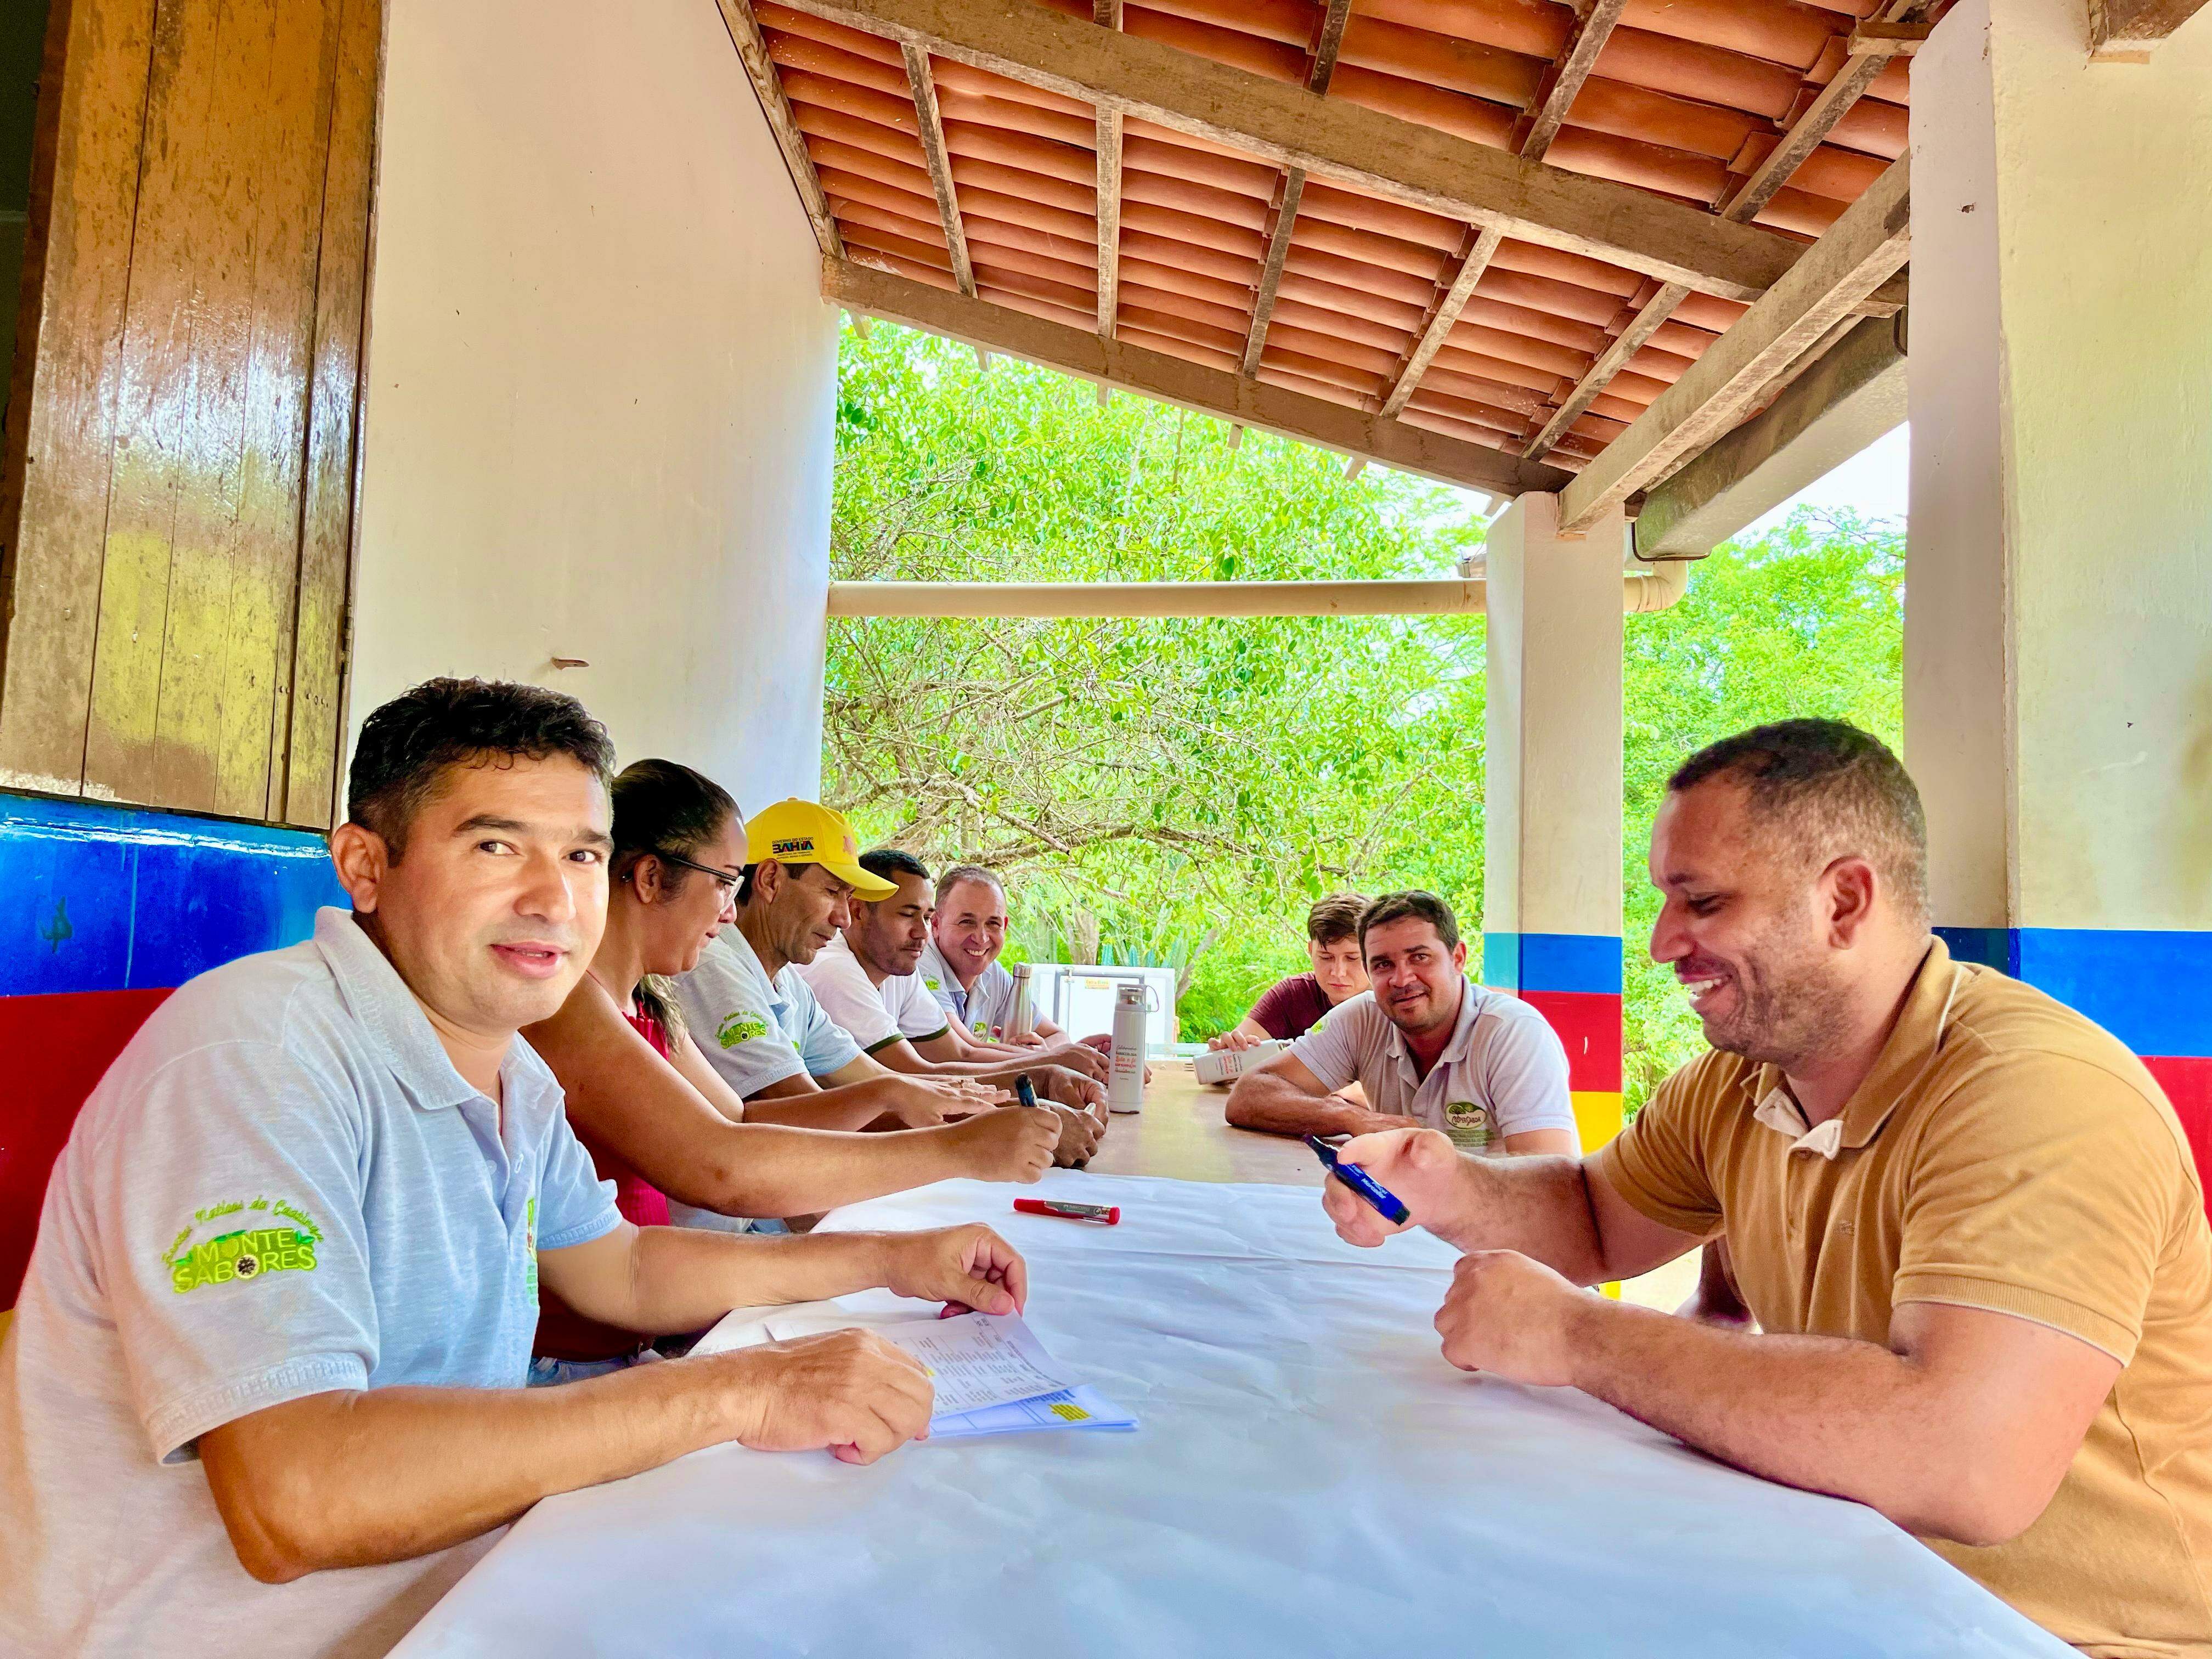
[923, 977, 940, 991]
[717, 1011, 770, 1049]
[161, 1197, 323, 1295]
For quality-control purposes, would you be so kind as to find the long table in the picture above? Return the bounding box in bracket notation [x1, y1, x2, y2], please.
[392, 1171, 2068, 1658]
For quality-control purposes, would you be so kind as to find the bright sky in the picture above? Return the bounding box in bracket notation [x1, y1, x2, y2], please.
[1742, 421, 1910, 536]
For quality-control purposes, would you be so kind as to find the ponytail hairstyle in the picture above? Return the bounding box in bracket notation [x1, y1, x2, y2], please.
[610, 759, 738, 1032]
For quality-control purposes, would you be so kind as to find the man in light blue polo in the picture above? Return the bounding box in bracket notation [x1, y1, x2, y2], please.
[0, 680, 1029, 1659]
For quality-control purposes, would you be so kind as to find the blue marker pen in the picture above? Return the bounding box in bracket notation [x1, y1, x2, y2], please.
[1304, 1134, 1410, 1225]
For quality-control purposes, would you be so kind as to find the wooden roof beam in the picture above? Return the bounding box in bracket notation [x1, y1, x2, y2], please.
[1093, 0, 1121, 337]
[717, 0, 844, 258]
[1558, 155, 1910, 533]
[767, 0, 1804, 302]
[1517, 0, 1630, 163]
[1377, 0, 1612, 422]
[1379, 226, 1504, 420]
[2091, 0, 2209, 58]
[826, 256, 1575, 498]
[902, 44, 975, 296]
[1240, 0, 1351, 378]
[1523, 0, 1923, 461]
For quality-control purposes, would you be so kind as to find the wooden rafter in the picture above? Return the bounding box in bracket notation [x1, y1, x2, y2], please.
[902, 43, 974, 296]
[768, 0, 1803, 301]
[1517, 0, 1629, 163]
[827, 256, 1576, 499]
[1522, 281, 1686, 458]
[1379, 0, 1610, 430]
[716, 0, 844, 258]
[1239, 0, 1352, 379]
[2090, 0, 2209, 56]
[1522, 0, 1924, 461]
[1379, 225, 1504, 419]
[1558, 156, 1910, 533]
[1723, 0, 1932, 222]
[1093, 0, 1121, 337]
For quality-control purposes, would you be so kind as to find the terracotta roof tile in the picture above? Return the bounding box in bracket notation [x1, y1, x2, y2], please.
[764, 0, 1923, 476]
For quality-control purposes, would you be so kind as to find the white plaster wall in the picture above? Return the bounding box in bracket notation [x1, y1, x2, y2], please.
[1483, 494, 1627, 940]
[1906, 0, 2212, 930]
[349, 0, 839, 810]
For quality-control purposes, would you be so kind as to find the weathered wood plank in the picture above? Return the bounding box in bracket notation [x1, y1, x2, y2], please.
[1560, 157, 1910, 532]
[1517, 0, 1628, 162]
[279, 0, 379, 827]
[718, 0, 847, 259]
[85, 0, 275, 805]
[2089, 0, 2206, 57]
[1522, 280, 1687, 459]
[1380, 225, 1504, 420]
[201, 0, 341, 820]
[772, 0, 1804, 301]
[0, 0, 160, 796]
[1093, 0, 1120, 337]
[828, 255, 1574, 497]
[903, 42, 974, 295]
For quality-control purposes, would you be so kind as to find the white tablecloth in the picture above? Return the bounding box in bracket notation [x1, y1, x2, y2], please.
[393, 1171, 2070, 1658]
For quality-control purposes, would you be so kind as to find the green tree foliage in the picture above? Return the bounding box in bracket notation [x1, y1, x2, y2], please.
[824, 321, 1903, 1108]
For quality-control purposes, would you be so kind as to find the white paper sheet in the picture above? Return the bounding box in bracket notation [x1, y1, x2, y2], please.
[396, 1172, 2073, 1659]
[778, 1311, 1073, 1417]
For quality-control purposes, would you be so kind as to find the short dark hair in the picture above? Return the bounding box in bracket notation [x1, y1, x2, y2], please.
[861, 847, 931, 891]
[1358, 890, 1460, 953]
[347, 678, 615, 859]
[935, 863, 1005, 907]
[1668, 719, 1927, 919]
[1307, 893, 1368, 946]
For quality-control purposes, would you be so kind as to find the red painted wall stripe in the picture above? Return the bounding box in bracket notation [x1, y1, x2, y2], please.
[1519, 990, 1623, 1094]
[0, 988, 174, 1307]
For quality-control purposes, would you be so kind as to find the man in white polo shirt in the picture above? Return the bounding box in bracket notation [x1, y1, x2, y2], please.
[916, 864, 1070, 1046]
[1227, 890, 1579, 1155]
[671, 803, 1084, 1179]
[802, 848, 1107, 1119]
[0, 681, 1030, 1659]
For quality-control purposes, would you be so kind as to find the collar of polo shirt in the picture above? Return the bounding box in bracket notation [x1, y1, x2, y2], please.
[1749, 939, 1966, 1161]
[315, 907, 515, 1112]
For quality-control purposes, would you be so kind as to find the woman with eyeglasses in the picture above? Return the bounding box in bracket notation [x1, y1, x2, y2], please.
[523, 759, 1061, 1379]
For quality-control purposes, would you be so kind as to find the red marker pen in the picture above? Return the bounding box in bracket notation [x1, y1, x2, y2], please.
[1014, 1198, 1120, 1225]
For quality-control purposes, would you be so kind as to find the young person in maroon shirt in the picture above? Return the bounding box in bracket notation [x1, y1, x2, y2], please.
[1209, 893, 1371, 1051]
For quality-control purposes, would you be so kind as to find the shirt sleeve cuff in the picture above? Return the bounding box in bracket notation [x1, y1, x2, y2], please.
[860, 1033, 904, 1055]
[909, 1024, 949, 1045]
[540, 1202, 624, 1254]
[1889, 1270, 2141, 1364]
[145, 1351, 371, 1464]
[1589, 1142, 1724, 1239]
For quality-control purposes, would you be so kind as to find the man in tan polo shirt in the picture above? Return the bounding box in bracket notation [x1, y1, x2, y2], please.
[1323, 719, 2211, 1655]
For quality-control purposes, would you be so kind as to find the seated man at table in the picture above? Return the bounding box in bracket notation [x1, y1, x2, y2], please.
[800, 847, 1109, 1117]
[1207, 891, 1370, 1051]
[917, 864, 1071, 1047]
[672, 806, 1101, 1182]
[0, 679, 1028, 1659]
[1226, 891, 1580, 1154]
[1322, 720, 2212, 1655]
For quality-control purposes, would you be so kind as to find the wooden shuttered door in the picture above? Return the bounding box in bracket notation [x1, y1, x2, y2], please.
[0, 0, 380, 828]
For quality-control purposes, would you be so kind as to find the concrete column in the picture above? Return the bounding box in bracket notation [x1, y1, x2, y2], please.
[1905, 0, 2212, 1169]
[1482, 492, 1628, 1153]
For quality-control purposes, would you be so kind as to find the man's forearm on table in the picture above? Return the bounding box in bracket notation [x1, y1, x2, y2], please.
[668, 1122, 968, 1219]
[1226, 1077, 1392, 1138]
[1560, 1297, 2000, 1541]
[622, 1226, 894, 1331]
[202, 1353, 754, 1579]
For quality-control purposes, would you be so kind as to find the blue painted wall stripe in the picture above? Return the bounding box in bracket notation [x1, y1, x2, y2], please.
[1936, 925, 2212, 1059]
[1, 794, 344, 997]
[1481, 932, 1623, 996]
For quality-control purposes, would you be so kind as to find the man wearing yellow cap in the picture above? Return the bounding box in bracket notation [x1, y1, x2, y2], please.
[670, 804, 1093, 1205]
